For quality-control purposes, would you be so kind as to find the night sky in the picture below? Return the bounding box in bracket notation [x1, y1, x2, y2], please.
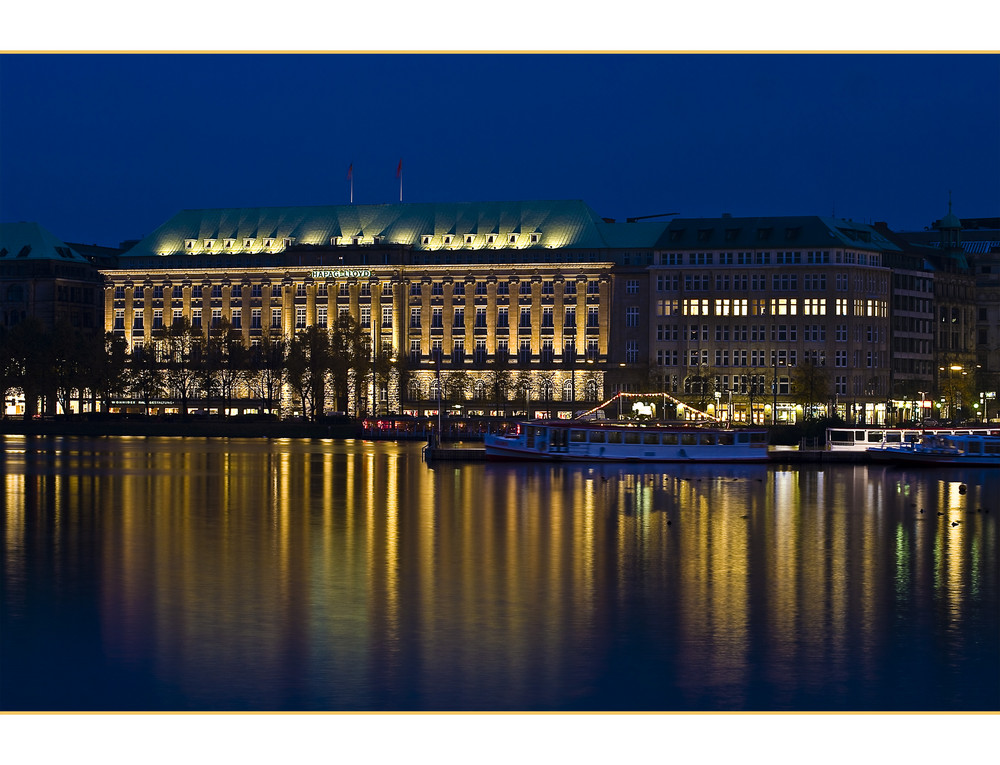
[1, 53, 997, 248]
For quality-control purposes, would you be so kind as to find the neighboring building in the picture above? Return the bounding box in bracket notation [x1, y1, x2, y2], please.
[647, 215, 899, 424]
[0, 221, 104, 331]
[896, 209, 1000, 421]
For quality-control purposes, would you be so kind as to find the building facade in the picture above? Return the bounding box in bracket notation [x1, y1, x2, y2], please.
[646, 216, 898, 424]
[100, 201, 666, 418]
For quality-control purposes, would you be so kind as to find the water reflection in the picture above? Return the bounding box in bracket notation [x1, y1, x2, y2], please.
[1, 436, 997, 711]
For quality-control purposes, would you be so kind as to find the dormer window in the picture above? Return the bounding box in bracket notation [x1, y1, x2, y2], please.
[508, 234, 517, 244]
[465, 234, 475, 245]
[263, 238, 275, 249]
[443, 235, 453, 245]
[224, 239, 235, 249]
[352, 237, 361, 245]
[372, 236, 381, 245]
[244, 238, 255, 249]
[529, 233, 540, 244]
[204, 239, 215, 249]
[422, 235, 431, 245]
[487, 234, 497, 245]
[185, 239, 197, 250]
[283, 237, 295, 248]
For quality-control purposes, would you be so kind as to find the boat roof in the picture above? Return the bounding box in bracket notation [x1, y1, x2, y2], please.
[526, 420, 765, 431]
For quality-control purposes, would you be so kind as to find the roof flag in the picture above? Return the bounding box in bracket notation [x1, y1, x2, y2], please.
[397, 159, 403, 202]
[348, 162, 354, 204]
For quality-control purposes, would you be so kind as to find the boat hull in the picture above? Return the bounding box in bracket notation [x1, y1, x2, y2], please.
[484, 422, 770, 463]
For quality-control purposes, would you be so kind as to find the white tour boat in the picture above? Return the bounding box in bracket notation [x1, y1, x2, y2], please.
[866, 433, 1000, 467]
[484, 420, 770, 462]
[825, 426, 1000, 452]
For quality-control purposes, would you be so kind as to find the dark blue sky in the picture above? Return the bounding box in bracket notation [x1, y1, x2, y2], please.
[1, 53, 997, 247]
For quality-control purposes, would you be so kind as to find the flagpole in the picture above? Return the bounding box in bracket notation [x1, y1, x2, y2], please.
[348, 163, 353, 204]
[397, 159, 403, 203]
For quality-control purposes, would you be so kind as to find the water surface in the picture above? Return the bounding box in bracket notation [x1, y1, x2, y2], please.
[2, 436, 997, 711]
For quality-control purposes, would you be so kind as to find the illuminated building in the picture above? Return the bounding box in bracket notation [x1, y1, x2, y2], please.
[647, 215, 898, 424]
[101, 201, 670, 417]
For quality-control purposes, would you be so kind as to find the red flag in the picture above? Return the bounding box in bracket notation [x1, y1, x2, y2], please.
[396, 159, 402, 178]
[347, 163, 353, 180]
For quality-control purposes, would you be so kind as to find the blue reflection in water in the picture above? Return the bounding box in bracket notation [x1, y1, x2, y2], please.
[1, 436, 997, 711]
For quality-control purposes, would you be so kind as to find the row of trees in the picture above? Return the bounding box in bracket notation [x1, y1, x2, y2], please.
[1, 315, 395, 421]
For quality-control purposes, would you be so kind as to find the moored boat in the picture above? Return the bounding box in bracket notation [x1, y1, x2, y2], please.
[866, 433, 1000, 466]
[483, 420, 769, 462]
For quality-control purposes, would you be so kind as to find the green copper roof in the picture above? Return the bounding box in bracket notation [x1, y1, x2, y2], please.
[0, 221, 89, 263]
[655, 216, 902, 253]
[121, 200, 669, 259]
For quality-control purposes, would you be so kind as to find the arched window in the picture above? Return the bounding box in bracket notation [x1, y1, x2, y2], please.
[428, 379, 440, 400]
[585, 380, 599, 401]
[540, 380, 553, 401]
[562, 380, 574, 401]
[473, 380, 487, 400]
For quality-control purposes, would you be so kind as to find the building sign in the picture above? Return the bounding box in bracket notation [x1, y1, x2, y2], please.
[311, 269, 373, 279]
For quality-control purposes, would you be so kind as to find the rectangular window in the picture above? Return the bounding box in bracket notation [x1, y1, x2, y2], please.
[587, 280, 599, 295]
[229, 309, 240, 329]
[542, 280, 554, 295]
[211, 309, 222, 327]
[587, 339, 599, 360]
[587, 307, 599, 328]
[453, 338, 465, 363]
[316, 306, 327, 328]
[453, 281, 465, 296]
[410, 339, 421, 364]
[626, 341, 638, 363]
[497, 307, 509, 328]
[410, 282, 422, 297]
[542, 307, 554, 327]
[411, 307, 421, 328]
[382, 305, 393, 328]
[152, 309, 163, 328]
[453, 308, 464, 328]
[626, 279, 639, 294]
[251, 309, 262, 329]
[497, 281, 510, 296]
[251, 284, 263, 298]
[271, 309, 281, 328]
[519, 307, 531, 328]
[360, 306, 370, 327]
[211, 285, 222, 299]
[625, 306, 639, 327]
[475, 307, 487, 328]
[431, 308, 443, 328]
[192, 309, 201, 328]
[132, 310, 143, 329]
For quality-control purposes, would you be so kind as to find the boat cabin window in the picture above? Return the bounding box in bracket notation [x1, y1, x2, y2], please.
[570, 430, 586, 442]
[606, 431, 622, 444]
[828, 430, 854, 443]
[662, 433, 678, 445]
[867, 431, 886, 442]
[884, 432, 902, 443]
[589, 431, 606, 443]
[966, 440, 982, 454]
[718, 433, 734, 445]
[681, 434, 697, 446]
[699, 434, 716, 445]
[986, 442, 1000, 455]
[735, 433, 748, 444]
[750, 432, 767, 444]
[643, 433, 659, 445]
[624, 432, 640, 444]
